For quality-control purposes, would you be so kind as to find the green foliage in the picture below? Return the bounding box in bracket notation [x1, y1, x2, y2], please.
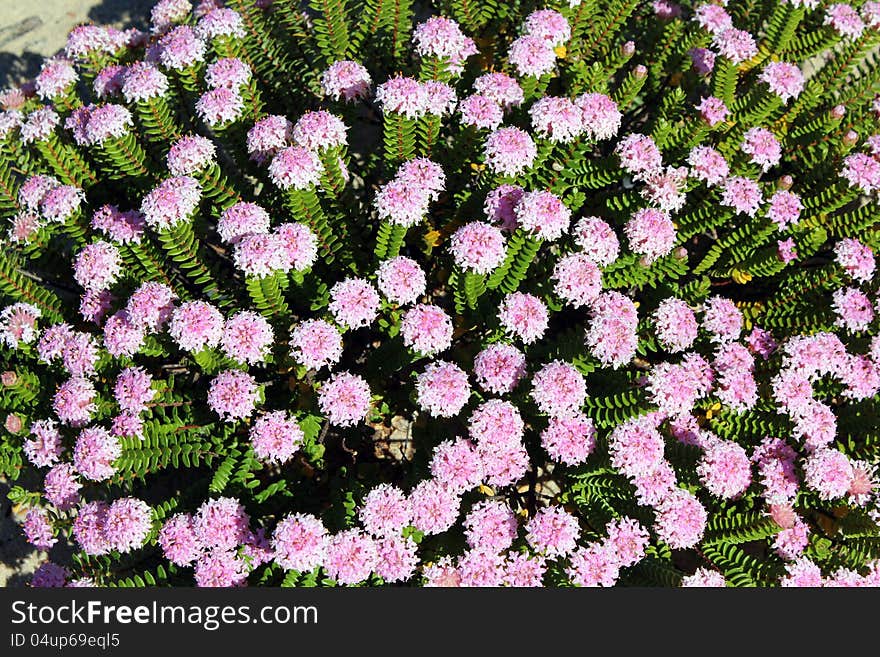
[2, 0, 880, 591]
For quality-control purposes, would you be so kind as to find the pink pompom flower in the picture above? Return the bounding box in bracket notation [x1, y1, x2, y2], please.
[401, 304, 453, 355]
[464, 500, 518, 552]
[329, 278, 380, 329]
[624, 208, 676, 264]
[290, 319, 343, 371]
[272, 513, 328, 572]
[514, 190, 571, 241]
[508, 35, 557, 78]
[324, 529, 378, 585]
[207, 370, 260, 421]
[529, 96, 584, 143]
[416, 361, 471, 418]
[531, 360, 587, 418]
[318, 371, 372, 427]
[376, 256, 426, 306]
[73, 426, 121, 481]
[483, 127, 537, 177]
[450, 221, 507, 274]
[250, 411, 304, 464]
[220, 311, 274, 365]
[359, 484, 412, 538]
[322, 60, 372, 102]
[525, 506, 580, 557]
[473, 343, 527, 395]
[498, 292, 548, 344]
[293, 110, 347, 152]
[541, 413, 597, 465]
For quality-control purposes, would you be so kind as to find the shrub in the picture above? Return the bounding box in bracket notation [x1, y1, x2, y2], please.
[2, 0, 880, 588]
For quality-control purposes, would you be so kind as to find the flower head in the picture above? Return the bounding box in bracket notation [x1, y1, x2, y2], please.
[318, 372, 371, 427]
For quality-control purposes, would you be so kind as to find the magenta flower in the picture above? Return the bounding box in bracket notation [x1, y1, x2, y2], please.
[324, 529, 378, 585]
[430, 437, 483, 492]
[498, 292, 549, 344]
[318, 371, 371, 427]
[616, 133, 663, 180]
[24, 420, 64, 468]
[508, 35, 557, 77]
[321, 60, 372, 102]
[473, 343, 527, 395]
[268, 146, 323, 190]
[585, 291, 639, 368]
[760, 62, 804, 104]
[529, 96, 584, 143]
[359, 484, 412, 538]
[401, 304, 453, 355]
[567, 543, 620, 587]
[375, 535, 419, 583]
[531, 360, 587, 418]
[159, 513, 202, 566]
[23, 508, 57, 551]
[698, 440, 752, 499]
[207, 370, 260, 421]
[114, 367, 155, 414]
[169, 300, 224, 352]
[653, 489, 707, 548]
[464, 500, 518, 552]
[104, 497, 152, 552]
[290, 319, 343, 371]
[329, 277, 380, 329]
[483, 127, 537, 177]
[834, 238, 876, 283]
[459, 94, 504, 130]
[525, 506, 580, 557]
[474, 73, 524, 110]
[688, 146, 729, 186]
[43, 464, 81, 511]
[221, 311, 274, 365]
[576, 93, 622, 140]
[573, 216, 620, 266]
[375, 76, 428, 119]
[541, 413, 597, 465]
[484, 184, 524, 231]
[195, 497, 250, 551]
[624, 208, 676, 264]
[73, 426, 121, 481]
[247, 115, 292, 163]
[272, 513, 328, 572]
[412, 16, 477, 72]
[141, 176, 202, 230]
[376, 256, 426, 305]
[293, 110, 347, 151]
[712, 28, 758, 64]
[249, 411, 304, 464]
[409, 479, 461, 535]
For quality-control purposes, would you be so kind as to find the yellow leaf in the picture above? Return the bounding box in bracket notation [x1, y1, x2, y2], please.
[704, 401, 722, 420]
[554, 45, 567, 59]
[423, 230, 442, 248]
[731, 268, 753, 284]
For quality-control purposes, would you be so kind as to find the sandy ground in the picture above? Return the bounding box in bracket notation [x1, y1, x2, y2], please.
[0, 0, 153, 586]
[0, 0, 153, 87]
